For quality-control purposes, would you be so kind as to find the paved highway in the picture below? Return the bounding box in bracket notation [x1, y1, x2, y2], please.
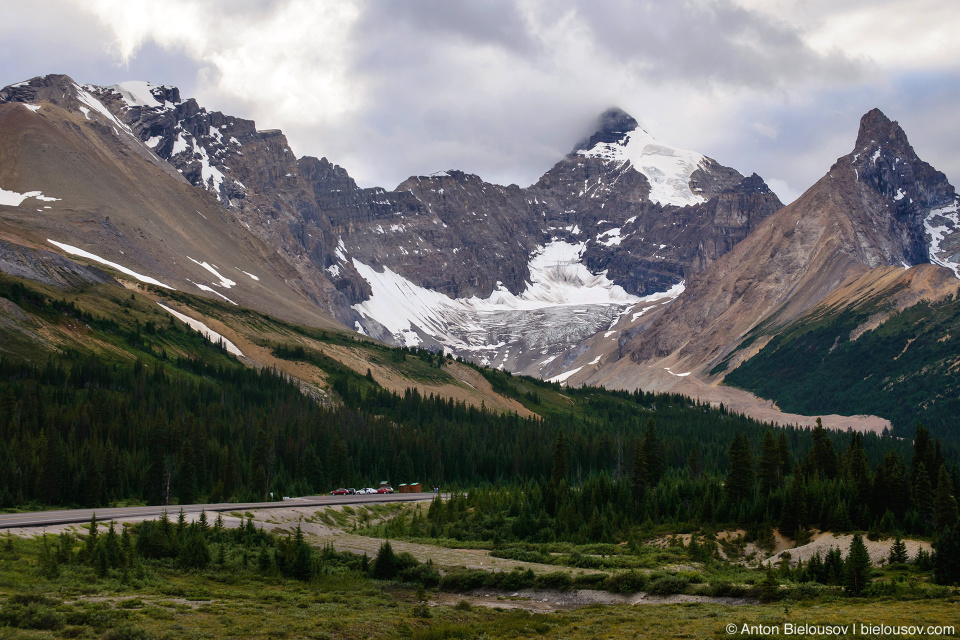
[0, 493, 438, 530]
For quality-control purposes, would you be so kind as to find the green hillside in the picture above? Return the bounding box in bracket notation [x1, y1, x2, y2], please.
[724, 294, 960, 445]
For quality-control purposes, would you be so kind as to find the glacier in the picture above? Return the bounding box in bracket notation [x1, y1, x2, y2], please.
[352, 240, 681, 374]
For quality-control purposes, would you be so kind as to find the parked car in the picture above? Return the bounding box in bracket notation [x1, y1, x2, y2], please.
[377, 486, 393, 494]
[330, 488, 349, 495]
[361, 488, 376, 494]
[346, 488, 357, 495]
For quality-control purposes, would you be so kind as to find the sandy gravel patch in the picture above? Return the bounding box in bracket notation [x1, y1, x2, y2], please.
[767, 532, 931, 566]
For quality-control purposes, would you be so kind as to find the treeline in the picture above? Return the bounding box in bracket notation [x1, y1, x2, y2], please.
[395, 422, 959, 542]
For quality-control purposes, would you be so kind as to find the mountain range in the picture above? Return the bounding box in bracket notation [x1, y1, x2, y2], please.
[1, 73, 958, 435]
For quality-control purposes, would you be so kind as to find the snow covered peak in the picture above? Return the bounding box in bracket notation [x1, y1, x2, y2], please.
[578, 124, 709, 208]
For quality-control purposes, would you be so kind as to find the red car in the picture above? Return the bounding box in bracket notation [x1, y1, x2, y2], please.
[330, 488, 349, 495]
[377, 486, 393, 494]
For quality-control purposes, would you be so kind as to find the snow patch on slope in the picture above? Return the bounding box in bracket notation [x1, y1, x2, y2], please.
[578, 128, 708, 207]
[111, 81, 162, 108]
[47, 239, 173, 289]
[188, 280, 238, 305]
[75, 84, 133, 134]
[0, 188, 60, 207]
[158, 303, 243, 357]
[187, 257, 236, 288]
[547, 367, 582, 384]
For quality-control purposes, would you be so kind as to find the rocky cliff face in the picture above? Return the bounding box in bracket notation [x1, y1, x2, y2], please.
[2, 75, 786, 370]
[0, 74, 345, 331]
[84, 81, 371, 321]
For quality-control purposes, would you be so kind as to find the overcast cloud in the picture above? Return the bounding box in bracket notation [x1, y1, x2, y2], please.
[2, 0, 957, 203]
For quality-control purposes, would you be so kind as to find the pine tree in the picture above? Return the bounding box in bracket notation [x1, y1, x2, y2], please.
[85, 514, 99, 559]
[844, 433, 872, 517]
[641, 420, 663, 486]
[911, 424, 935, 484]
[843, 534, 871, 596]
[759, 566, 780, 602]
[686, 444, 703, 478]
[888, 535, 908, 565]
[290, 523, 313, 581]
[725, 433, 754, 503]
[913, 463, 935, 529]
[933, 525, 960, 585]
[757, 430, 781, 495]
[808, 419, 838, 478]
[373, 540, 398, 580]
[934, 464, 959, 530]
[551, 431, 568, 487]
[873, 451, 909, 520]
[778, 432, 793, 477]
[631, 436, 647, 503]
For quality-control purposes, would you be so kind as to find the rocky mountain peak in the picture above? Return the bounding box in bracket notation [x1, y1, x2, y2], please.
[855, 108, 907, 150]
[573, 107, 639, 152]
[0, 73, 77, 104]
[847, 108, 952, 202]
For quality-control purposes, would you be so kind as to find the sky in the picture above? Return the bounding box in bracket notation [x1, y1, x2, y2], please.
[2, 0, 958, 204]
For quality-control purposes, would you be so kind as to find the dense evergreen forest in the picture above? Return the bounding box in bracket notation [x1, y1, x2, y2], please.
[2, 346, 958, 540]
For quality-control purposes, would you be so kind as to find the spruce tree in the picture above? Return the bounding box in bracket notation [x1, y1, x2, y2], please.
[808, 419, 838, 478]
[888, 535, 908, 565]
[873, 451, 909, 519]
[373, 540, 398, 580]
[686, 444, 703, 478]
[933, 525, 960, 585]
[759, 566, 780, 602]
[85, 514, 99, 559]
[934, 464, 959, 530]
[725, 433, 754, 503]
[757, 430, 780, 495]
[911, 424, 934, 484]
[777, 432, 793, 477]
[844, 433, 872, 515]
[843, 534, 871, 595]
[551, 431, 568, 487]
[631, 436, 647, 502]
[913, 463, 935, 529]
[291, 523, 313, 581]
[641, 420, 663, 486]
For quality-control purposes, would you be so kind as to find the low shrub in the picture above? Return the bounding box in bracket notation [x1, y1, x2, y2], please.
[0, 595, 66, 631]
[571, 573, 609, 590]
[439, 570, 488, 592]
[647, 574, 689, 595]
[399, 560, 441, 588]
[534, 571, 573, 591]
[102, 625, 156, 640]
[604, 571, 648, 594]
